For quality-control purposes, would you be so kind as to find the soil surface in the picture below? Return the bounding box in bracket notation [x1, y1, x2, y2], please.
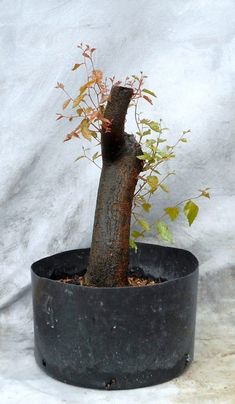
[55, 268, 167, 287]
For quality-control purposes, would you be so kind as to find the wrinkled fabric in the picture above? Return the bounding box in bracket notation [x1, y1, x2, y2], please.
[0, 0, 235, 402]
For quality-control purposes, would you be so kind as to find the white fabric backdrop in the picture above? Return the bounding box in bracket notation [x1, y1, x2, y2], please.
[0, 1, 235, 403]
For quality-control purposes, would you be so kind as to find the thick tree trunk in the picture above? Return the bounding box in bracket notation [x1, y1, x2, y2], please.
[84, 86, 143, 287]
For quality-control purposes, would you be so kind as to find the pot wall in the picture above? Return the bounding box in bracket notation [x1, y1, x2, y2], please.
[31, 243, 198, 390]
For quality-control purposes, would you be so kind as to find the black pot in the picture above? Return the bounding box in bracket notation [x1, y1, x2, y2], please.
[31, 242, 198, 390]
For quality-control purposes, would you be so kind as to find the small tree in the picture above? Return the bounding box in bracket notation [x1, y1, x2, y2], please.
[56, 44, 210, 287]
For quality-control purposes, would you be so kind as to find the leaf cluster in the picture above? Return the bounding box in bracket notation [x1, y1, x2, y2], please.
[55, 44, 210, 249]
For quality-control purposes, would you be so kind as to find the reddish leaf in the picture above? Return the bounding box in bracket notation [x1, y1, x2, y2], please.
[55, 82, 64, 89]
[143, 95, 153, 105]
[92, 70, 103, 83]
[82, 52, 90, 58]
[64, 131, 79, 142]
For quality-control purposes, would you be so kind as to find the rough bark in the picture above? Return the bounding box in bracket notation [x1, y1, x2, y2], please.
[84, 86, 143, 287]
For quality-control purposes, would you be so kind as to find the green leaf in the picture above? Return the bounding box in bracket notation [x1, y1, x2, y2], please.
[160, 183, 169, 193]
[157, 150, 175, 159]
[180, 138, 187, 142]
[184, 200, 199, 226]
[79, 80, 95, 95]
[142, 88, 157, 97]
[72, 63, 83, 71]
[146, 139, 156, 148]
[76, 108, 83, 116]
[92, 152, 101, 161]
[135, 194, 146, 203]
[90, 130, 97, 139]
[142, 203, 151, 213]
[63, 99, 71, 110]
[137, 153, 154, 161]
[142, 129, 151, 136]
[131, 75, 140, 81]
[73, 93, 86, 108]
[155, 221, 173, 242]
[152, 169, 161, 175]
[165, 207, 179, 221]
[80, 119, 93, 140]
[147, 175, 158, 192]
[138, 219, 150, 231]
[131, 230, 142, 239]
[129, 238, 138, 251]
[137, 155, 147, 160]
[149, 121, 161, 132]
[140, 119, 150, 125]
[140, 119, 161, 132]
[75, 155, 85, 162]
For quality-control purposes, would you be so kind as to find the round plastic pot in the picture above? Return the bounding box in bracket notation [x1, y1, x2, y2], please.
[31, 242, 199, 390]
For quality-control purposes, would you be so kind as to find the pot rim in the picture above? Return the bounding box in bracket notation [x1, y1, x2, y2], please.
[31, 242, 199, 291]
